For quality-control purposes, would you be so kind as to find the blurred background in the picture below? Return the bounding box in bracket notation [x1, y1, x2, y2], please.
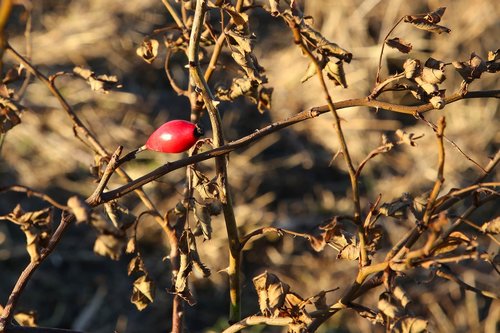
[1, 0, 498, 332]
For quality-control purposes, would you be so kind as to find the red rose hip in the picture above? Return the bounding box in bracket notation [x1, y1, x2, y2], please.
[144, 120, 204, 153]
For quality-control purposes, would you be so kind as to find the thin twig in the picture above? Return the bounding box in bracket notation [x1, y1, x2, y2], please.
[375, 17, 404, 84]
[0, 212, 74, 331]
[0, 185, 68, 210]
[423, 116, 446, 225]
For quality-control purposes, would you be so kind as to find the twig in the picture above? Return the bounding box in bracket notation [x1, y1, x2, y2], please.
[284, 13, 367, 267]
[188, 0, 241, 322]
[5, 326, 83, 333]
[86, 146, 123, 205]
[222, 315, 293, 333]
[0, 185, 68, 210]
[99, 91, 500, 203]
[374, 17, 404, 85]
[423, 116, 446, 225]
[0, 213, 75, 331]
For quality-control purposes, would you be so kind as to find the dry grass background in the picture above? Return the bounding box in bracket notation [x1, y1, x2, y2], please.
[1, 0, 499, 332]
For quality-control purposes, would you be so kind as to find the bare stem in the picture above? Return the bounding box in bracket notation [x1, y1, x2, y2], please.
[188, 0, 241, 322]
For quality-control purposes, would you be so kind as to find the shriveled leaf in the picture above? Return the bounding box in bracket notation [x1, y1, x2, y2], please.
[224, 7, 250, 33]
[14, 311, 37, 327]
[393, 316, 428, 333]
[136, 39, 159, 64]
[386, 37, 412, 53]
[365, 225, 383, 255]
[67, 196, 90, 224]
[192, 169, 221, 200]
[378, 292, 403, 319]
[257, 86, 273, 113]
[226, 30, 255, 54]
[452, 53, 487, 82]
[0, 96, 24, 134]
[395, 129, 423, 146]
[393, 286, 411, 308]
[231, 51, 266, 83]
[429, 95, 445, 109]
[403, 59, 421, 79]
[404, 16, 450, 34]
[300, 61, 319, 83]
[185, 229, 211, 277]
[216, 77, 256, 102]
[487, 49, 500, 62]
[253, 271, 290, 317]
[7, 206, 53, 263]
[93, 233, 126, 260]
[421, 67, 446, 84]
[128, 254, 146, 276]
[431, 231, 471, 256]
[131, 275, 155, 311]
[324, 60, 347, 88]
[380, 195, 412, 218]
[481, 217, 500, 234]
[268, 0, 280, 16]
[73, 66, 122, 94]
[194, 202, 212, 240]
[104, 201, 135, 230]
[425, 57, 445, 70]
[424, 7, 446, 23]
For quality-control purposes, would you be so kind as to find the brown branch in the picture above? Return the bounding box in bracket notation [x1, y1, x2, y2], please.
[423, 116, 446, 225]
[99, 90, 499, 204]
[0, 213, 74, 331]
[222, 315, 293, 333]
[374, 17, 404, 85]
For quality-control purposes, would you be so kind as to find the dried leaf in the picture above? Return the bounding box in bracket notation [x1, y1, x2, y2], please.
[136, 39, 159, 64]
[104, 201, 135, 230]
[128, 254, 146, 276]
[406, 18, 450, 34]
[226, 30, 255, 54]
[192, 169, 221, 200]
[452, 53, 487, 82]
[7, 206, 53, 262]
[131, 275, 155, 311]
[93, 233, 126, 260]
[67, 196, 90, 224]
[380, 195, 412, 218]
[378, 292, 403, 319]
[429, 95, 445, 109]
[0, 96, 24, 134]
[431, 231, 471, 256]
[421, 67, 446, 84]
[393, 286, 411, 308]
[395, 129, 423, 147]
[14, 311, 37, 327]
[73, 66, 122, 94]
[300, 61, 319, 83]
[253, 271, 289, 317]
[194, 202, 212, 240]
[268, 0, 280, 16]
[403, 59, 421, 79]
[324, 60, 347, 88]
[425, 7, 446, 23]
[257, 86, 273, 113]
[424, 57, 445, 70]
[386, 37, 412, 53]
[481, 217, 500, 234]
[487, 49, 500, 62]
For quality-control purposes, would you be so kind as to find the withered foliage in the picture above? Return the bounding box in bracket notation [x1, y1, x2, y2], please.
[0, 2, 498, 333]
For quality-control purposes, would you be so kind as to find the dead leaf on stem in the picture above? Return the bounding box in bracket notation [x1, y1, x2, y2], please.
[131, 275, 155, 311]
[136, 39, 159, 64]
[452, 53, 488, 83]
[481, 217, 500, 234]
[6, 205, 53, 262]
[73, 66, 122, 94]
[67, 196, 90, 224]
[404, 7, 450, 34]
[0, 93, 24, 134]
[386, 37, 412, 54]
